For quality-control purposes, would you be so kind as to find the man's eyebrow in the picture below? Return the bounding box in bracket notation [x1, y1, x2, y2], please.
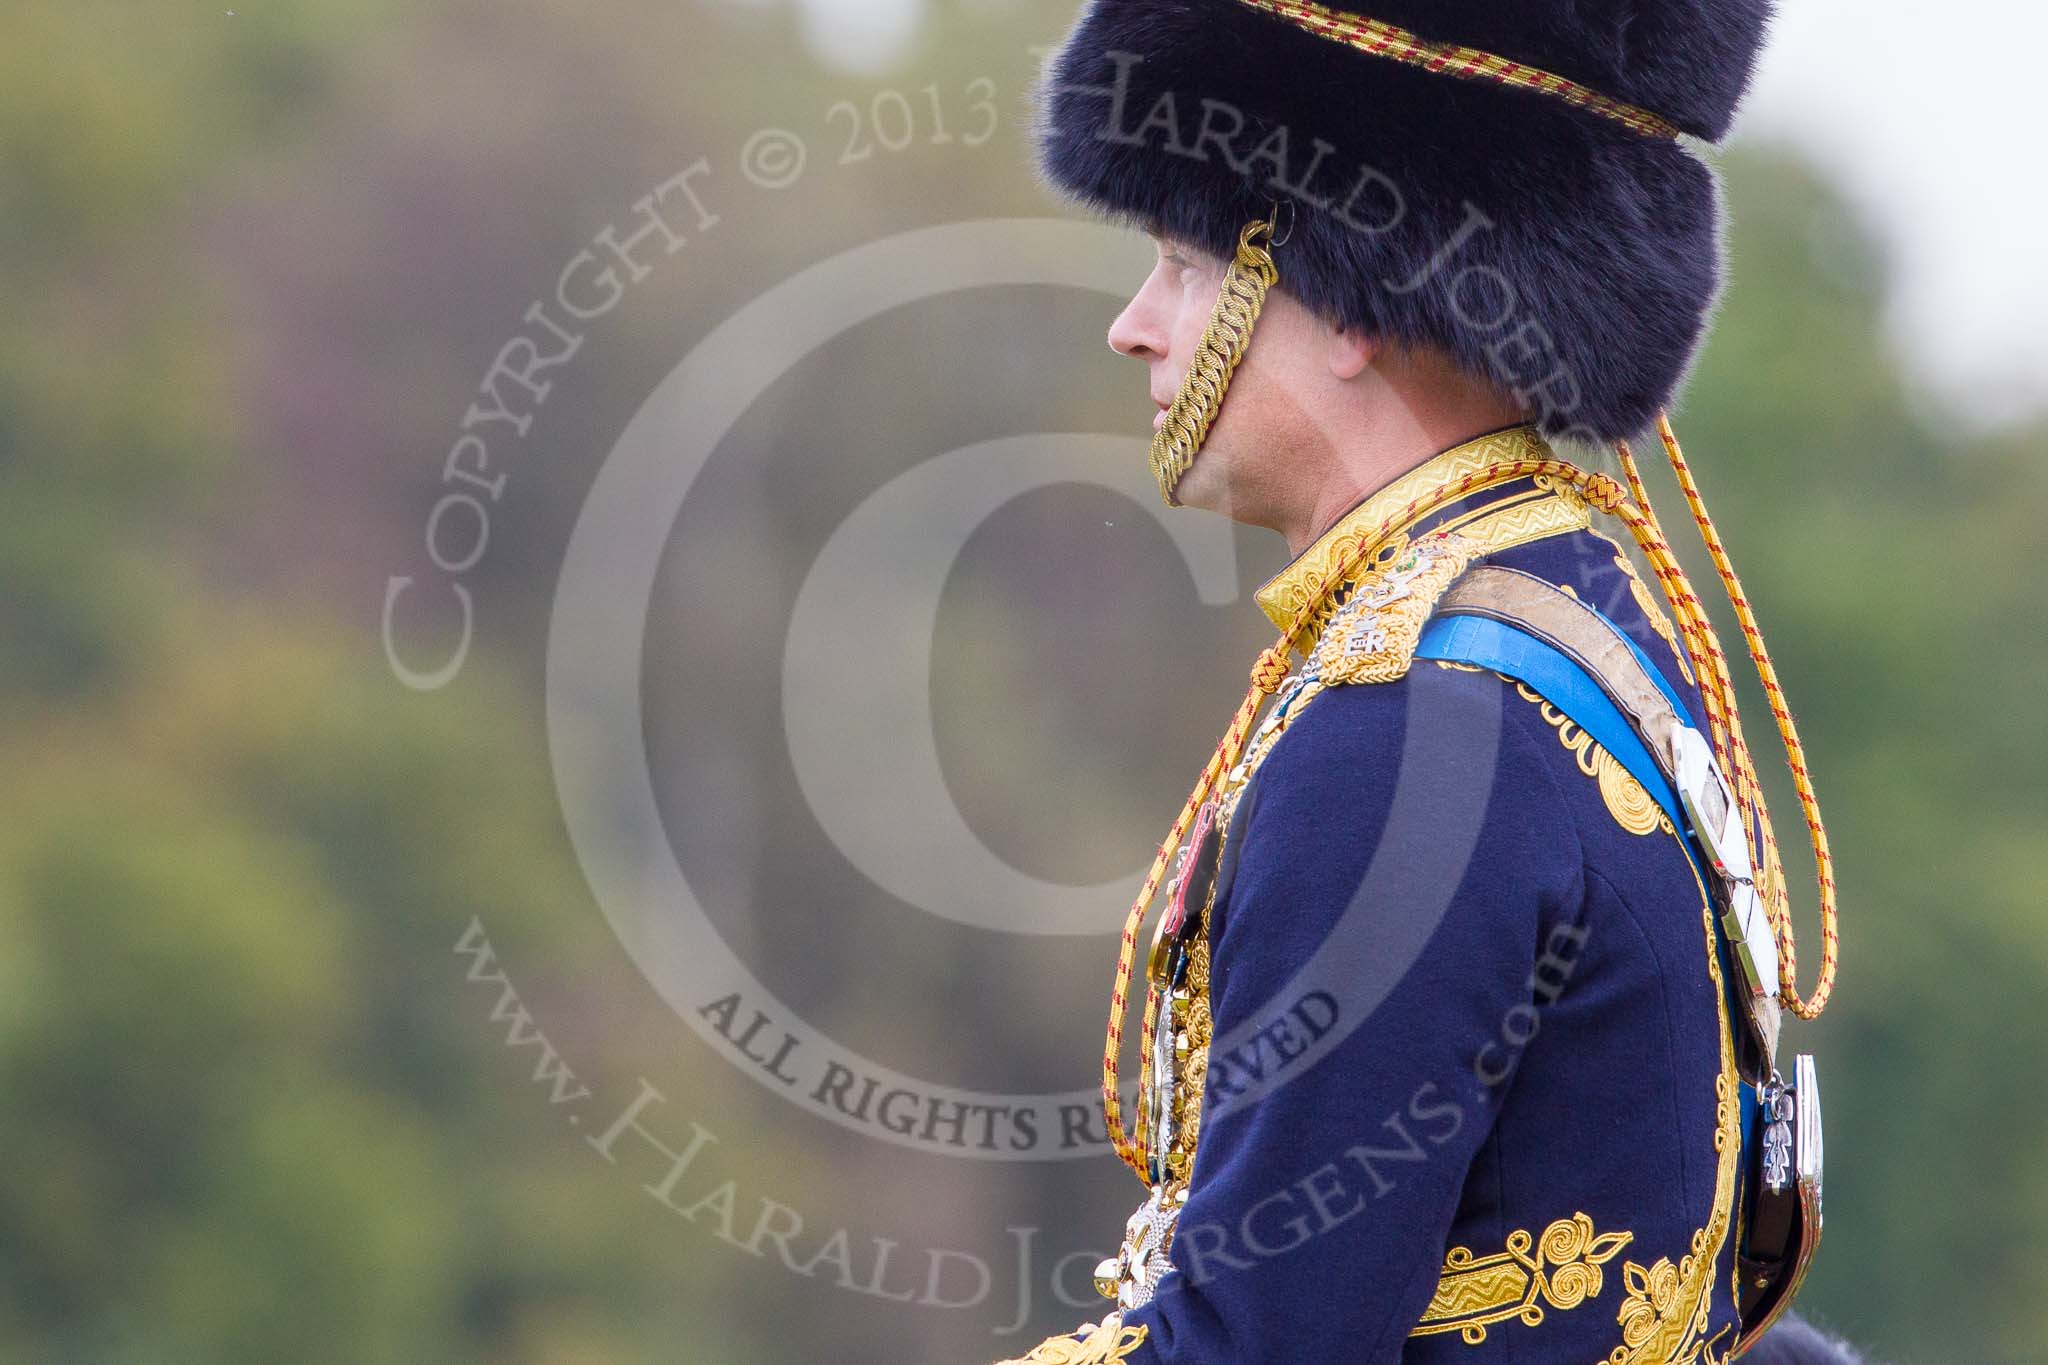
[1146, 230, 1199, 259]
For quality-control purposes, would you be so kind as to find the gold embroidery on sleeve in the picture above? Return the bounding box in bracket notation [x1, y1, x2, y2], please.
[996, 1313, 1148, 1364]
[1413, 1213, 1634, 1345]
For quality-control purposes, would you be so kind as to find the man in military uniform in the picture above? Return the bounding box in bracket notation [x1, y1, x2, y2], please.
[995, 1, 1857, 1361]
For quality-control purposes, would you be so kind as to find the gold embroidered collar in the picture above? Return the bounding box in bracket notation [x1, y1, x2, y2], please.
[1253, 425, 1585, 651]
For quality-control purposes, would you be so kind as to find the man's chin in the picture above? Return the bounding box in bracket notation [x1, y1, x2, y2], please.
[1169, 456, 1227, 516]
[1173, 447, 1279, 532]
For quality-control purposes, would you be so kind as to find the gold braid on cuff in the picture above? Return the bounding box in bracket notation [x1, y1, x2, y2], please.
[1148, 217, 1281, 507]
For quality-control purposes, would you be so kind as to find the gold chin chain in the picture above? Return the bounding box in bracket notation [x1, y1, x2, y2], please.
[1148, 216, 1282, 506]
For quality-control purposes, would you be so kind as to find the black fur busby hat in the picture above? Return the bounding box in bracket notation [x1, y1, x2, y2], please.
[1037, 0, 1772, 444]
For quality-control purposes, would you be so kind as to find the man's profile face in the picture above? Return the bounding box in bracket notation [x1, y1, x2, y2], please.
[1107, 232, 1330, 525]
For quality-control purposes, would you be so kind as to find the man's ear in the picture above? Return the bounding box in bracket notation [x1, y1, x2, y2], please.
[1326, 327, 1378, 382]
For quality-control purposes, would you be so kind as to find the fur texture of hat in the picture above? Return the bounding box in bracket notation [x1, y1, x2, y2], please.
[1037, 0, 1772, 443]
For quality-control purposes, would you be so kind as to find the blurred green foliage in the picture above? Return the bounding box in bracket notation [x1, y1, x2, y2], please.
[1, 2, 2042, 1363]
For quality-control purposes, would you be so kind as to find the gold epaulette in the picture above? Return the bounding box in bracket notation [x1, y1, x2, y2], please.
[1309, 532, 1482, 687]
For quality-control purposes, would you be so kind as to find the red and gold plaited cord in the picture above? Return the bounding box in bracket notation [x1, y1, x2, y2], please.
[1234, 0, 1682, 141]
[1623, 419, 1839, 1019]
[1103, 441, 1841, 1178]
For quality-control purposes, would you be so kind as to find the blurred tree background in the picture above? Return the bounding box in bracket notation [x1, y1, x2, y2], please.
[1, 2, 2041, 1363]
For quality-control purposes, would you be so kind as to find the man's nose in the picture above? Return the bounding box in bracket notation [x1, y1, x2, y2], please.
[1107, 294, 1163, 361]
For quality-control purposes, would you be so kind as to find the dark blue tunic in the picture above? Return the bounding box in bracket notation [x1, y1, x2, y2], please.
[1100, 452, 1745, 1364]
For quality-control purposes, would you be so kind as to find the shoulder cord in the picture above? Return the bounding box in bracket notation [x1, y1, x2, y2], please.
[1102, 435, 1840, 1180]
